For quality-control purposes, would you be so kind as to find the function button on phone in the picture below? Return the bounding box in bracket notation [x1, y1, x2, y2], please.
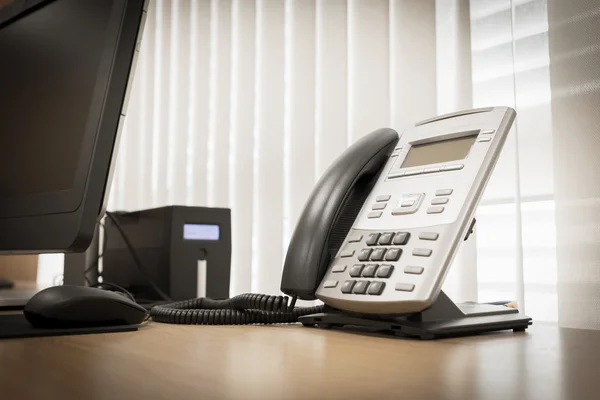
[392, 232, 410, 245]
[347, 234, 363, 243]
[481, 129, 495, 134]
[358, 249, 372, 261]
[384, 248, 402, 261]
[368, 211, 383, 219]
[378, 232, 395, 245]
[340, 249, 355, 258]
[401, 200, 415, 207]
[426, 206, 445, 214]
[443, 164, 464, 171]
[366, 233, 381, 246]
[362, 264, 378, 277]
[435, 189, 453, 196]
[368, 281, 385, 295]
[331, 265, 347, 273]
[404, 266, 424, 275]
[477, 137, 491, 143]
[376, 195, 391, 202]
[413, 248, 432, 257]
[431, 197, 448, 205]
[395, 283, 415, 292]
[349, 264, 364, 277]
[353, 281, 370, 295]
[341, 280, 356, 294]
[419, 232, 439, 241]
[376, 264, 394, 278]
[372, 203, 387, 210]
[370, 248, 386, 261]
[323, 280, 339, 288]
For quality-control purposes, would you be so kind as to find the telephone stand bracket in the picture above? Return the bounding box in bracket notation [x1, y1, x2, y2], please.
[298, 291, 532, 340]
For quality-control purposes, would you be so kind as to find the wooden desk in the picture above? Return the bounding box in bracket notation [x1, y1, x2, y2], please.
[0, 320, 599, 400]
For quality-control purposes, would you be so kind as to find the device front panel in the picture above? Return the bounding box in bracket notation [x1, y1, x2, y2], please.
[316, 107, 515, 314]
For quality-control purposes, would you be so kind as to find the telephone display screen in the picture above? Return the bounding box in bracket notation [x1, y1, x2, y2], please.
[183, 224, 220, 241]
[401, 134, 477, 168]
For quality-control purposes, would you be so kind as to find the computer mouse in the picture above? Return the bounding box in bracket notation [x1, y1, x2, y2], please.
[24, 285, 148, 328]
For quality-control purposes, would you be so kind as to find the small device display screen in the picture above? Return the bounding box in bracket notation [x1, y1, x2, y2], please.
[401, 134, 478, 168]
[183, 224, 220, 241]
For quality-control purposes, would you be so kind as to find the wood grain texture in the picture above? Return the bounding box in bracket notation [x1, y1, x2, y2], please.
[0, 321, 599, 400]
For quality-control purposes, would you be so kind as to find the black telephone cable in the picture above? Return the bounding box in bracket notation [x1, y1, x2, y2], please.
[150, 293, 324, 325]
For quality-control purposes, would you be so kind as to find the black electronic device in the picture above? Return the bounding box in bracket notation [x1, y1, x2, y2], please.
[150, 108, 533, 339]
[0, 0, 148, 338]
[0, 0, 146, 253]
[101, 206, 232, 303]
[0, 279, 15, 290]
[24, 285, 147, 328]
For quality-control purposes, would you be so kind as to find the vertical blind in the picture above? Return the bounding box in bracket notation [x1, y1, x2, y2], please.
[38, 0, 559, 323]
[106, 0, 441, 298]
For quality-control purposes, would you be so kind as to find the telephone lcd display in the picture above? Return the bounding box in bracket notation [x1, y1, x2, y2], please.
[401, 134, 478, 168]
[183, 224, 220, 241]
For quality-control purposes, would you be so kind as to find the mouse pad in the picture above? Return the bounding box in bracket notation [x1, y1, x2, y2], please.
[0, 314, 139, 339]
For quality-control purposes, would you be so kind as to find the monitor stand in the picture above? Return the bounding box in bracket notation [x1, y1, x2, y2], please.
[298, 291, 532, 340]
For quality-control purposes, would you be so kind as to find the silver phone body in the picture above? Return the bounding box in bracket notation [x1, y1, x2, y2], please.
[316, 107, 516, 314]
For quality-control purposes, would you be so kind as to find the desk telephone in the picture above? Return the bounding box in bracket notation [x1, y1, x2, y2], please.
[151, 107, 532, 339]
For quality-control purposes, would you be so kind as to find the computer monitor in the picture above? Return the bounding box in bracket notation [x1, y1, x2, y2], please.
[0, 0, 147, 254]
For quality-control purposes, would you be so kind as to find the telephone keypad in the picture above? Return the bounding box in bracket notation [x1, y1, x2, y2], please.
[368, 281, 385, 295]
[349, 264, 364, 277]
[366, 233, 381, 246]
[353, 281, 370, 294]
[370, 248, 386, 261]
[384, 248, 402, 261]
[392, 232, 410, 245]
[362, 264, 378, 277]
[357, 249, 372, 261]
[341, 280, 356, 294]
[376, 264, 394, 278]
[378, 232, 394, 245]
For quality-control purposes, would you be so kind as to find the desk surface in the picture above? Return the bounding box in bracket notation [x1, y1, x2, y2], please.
[0, 319, 599, 400]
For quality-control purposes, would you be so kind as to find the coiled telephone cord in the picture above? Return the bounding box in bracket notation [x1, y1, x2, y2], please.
[149, 293, 324, 325]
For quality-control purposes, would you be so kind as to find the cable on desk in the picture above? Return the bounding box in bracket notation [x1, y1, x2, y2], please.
[150, 293, 324, 325]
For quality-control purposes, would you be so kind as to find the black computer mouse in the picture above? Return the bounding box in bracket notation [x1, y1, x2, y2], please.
[24, 285, 148, 328]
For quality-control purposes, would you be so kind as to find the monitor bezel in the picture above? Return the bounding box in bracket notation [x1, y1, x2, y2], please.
[0, 0, 146, 253]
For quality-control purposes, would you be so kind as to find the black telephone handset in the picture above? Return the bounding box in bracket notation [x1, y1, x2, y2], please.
[281, 128, 399, 300]
[150, 128, 399, 325]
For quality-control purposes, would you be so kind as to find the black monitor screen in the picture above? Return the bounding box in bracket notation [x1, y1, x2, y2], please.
[0, 0, 114, 198]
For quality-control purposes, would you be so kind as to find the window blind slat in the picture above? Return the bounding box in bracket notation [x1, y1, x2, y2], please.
[284, 0, 317, 249]
[315, 0, 348, 177]
[252, 0, 286, 294]
[229, 0, 256, 295]
[348, 0, 390, 142]
[207, 0, 232, 207]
